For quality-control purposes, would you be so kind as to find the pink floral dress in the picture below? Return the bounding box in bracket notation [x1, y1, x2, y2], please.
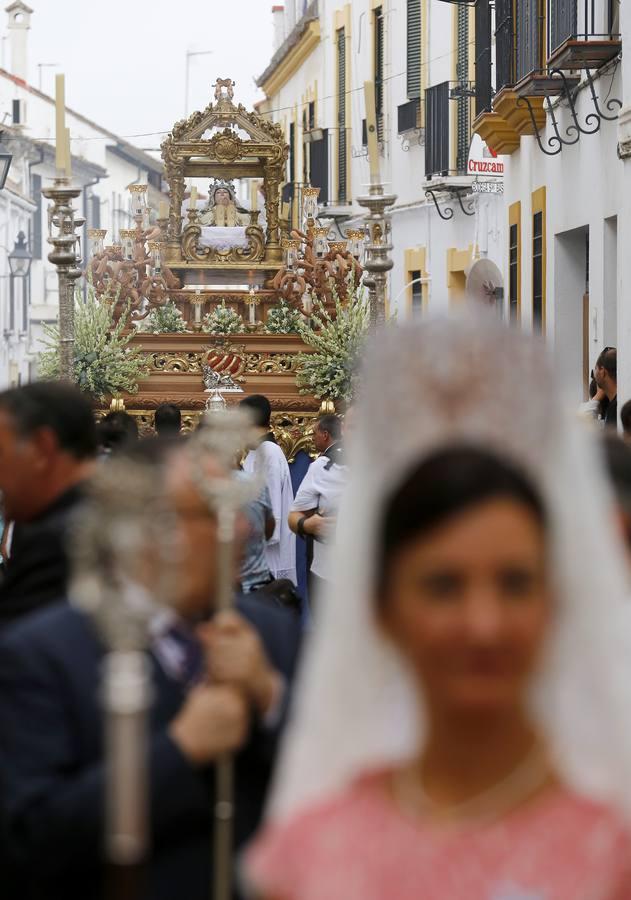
[246, 772, 631, 900]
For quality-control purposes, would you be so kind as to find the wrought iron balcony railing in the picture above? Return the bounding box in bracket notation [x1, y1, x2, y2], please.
[425, 81, 473, 179]
[549, 0, 621, 68]
[425, 82, 450, 178]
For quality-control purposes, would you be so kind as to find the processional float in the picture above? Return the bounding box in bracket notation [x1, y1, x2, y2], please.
[41, 74, 396, 900]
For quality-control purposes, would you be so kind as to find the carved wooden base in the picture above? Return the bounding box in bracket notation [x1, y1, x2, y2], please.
[96, 408, 318, 462]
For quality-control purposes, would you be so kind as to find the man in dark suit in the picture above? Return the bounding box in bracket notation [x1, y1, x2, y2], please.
[0, 438, 301, 900]
[0, 381, 97, 627]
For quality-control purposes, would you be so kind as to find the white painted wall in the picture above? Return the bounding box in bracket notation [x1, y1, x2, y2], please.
[260, 0, 504, 317]
[503, 50, 625, 403]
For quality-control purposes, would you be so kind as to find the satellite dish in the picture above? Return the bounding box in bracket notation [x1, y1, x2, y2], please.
[465, 258, 504, 307]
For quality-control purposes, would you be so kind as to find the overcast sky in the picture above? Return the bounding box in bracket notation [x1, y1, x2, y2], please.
[20, 0, 273, 150]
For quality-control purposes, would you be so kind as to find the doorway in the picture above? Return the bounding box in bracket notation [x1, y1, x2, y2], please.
[554, 225, 589, 404]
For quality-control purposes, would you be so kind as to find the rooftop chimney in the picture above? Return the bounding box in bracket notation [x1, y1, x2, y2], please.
[5, 1, 32, 83]
[272, 5, 285, 51]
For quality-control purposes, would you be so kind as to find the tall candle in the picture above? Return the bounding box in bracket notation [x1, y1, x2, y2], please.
[281, 202, 290, 221]
[250, 181, 258, 212]
[55, 74, 66, 173]
[64, 127, 72, 179]
[189, 186, 198, 208]
[194, 290, 202, 324]
[363, 81, 381, 183]
[158, 200, 168, 219]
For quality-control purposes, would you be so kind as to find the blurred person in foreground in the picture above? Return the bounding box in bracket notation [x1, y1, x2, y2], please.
[246, 315, 631, 899]
[0, 382, 97, 627]
[0, 436, 300, 900]
[620, 399, 631, 443]
[240, 395, 297, 585]
[96, 410, 139, 457]
[154, 402, 182, 438]
[601, 433, 631, 562]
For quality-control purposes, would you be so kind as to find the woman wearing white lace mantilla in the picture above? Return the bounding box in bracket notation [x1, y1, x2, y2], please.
[246, 313, 631, 900]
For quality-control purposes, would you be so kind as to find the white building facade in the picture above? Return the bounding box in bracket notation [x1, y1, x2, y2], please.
[257, 0, 505, 318]
[0, 0, 166, 388]
[468, 0, 624, 405]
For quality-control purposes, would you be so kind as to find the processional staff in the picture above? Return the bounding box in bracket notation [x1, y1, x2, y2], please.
[73, 409, 259, 900]
[71, 458, 179, 900]
[191, 408, 262, 900]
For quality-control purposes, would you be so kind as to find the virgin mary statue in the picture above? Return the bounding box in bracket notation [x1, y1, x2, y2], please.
[199, 181, 249, 227]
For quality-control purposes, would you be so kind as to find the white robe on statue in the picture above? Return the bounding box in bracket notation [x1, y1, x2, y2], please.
[244, 440, 297, 585]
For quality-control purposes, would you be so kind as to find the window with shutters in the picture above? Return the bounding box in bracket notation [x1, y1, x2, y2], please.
[474, 0, 492, 116]
[410, 270, 423, 316]
[509, 221, 519, 322]
[310, 129, 328, 205]
[337, 27, 347, 203]
[288, 122, 296, 186]
[303, 109, 309, 183]
[425, 82, 450, 177]
[407, 0, 421, 101]
[533, 211, 544, 332]
[456, 4, 470, 175]
[90, 193, 101, 230]
[374, 7, 384, 141]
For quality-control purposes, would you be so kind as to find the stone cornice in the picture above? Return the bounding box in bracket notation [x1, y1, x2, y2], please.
[258, 21, 321, 98]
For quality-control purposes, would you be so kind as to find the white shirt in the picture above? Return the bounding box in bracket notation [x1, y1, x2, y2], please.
[244, 440, 297, 585]
[291, 455, 349, 581]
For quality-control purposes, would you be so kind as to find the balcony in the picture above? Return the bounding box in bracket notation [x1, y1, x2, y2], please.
[471, 0, 621, 156]
[548, 0, 621, 69]
[424, 81, 476, 219]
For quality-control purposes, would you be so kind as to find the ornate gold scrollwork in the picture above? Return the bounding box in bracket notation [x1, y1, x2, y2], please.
[101, 409, 318, 460]
[270, 413, 318, 463]
[207, 130, 243, 162]
[244, 353, 300, 376]
[148, 352, 202, 373]
[181, 223, 266, 264]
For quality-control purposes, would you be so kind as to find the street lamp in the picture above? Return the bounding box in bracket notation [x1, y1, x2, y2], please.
[8, 231, 32, 334]
[8, 231, 32, 277]
[0, 133, 13, 190]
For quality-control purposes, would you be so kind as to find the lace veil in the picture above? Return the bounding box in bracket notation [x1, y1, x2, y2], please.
[267, 312, 631, 823]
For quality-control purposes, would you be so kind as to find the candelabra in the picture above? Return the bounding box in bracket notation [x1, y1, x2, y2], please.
[356, 182, 397, 329]
[272, 185, 363, 314]
[42, 177, 84, 380]
[87, 185, 180, 321]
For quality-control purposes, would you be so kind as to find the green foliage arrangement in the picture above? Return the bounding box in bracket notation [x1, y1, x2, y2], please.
[39, 282, 150, 399]
[202, 300, 246, 335]
[296, 282, 369, 403]
[265, 299, 302, 335]
[141, 300, 188, 333]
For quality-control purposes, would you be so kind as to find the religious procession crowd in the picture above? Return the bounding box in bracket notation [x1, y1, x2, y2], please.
[2, 312, 631, 899]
